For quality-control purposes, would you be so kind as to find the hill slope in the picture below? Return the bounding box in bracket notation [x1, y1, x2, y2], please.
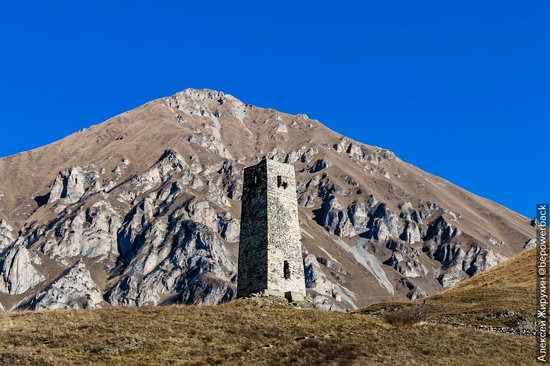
[0, 248, 539, 365]
[0, 88, 534, 311]
[0, 299, 537, 365]
[361, 248, 536, 333]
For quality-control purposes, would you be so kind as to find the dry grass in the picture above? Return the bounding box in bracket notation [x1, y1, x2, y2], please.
[0, 298, 537, 366]
[361, 249, 537, 331]
[382, 303, 431, 327]
[0, 250, 538, 365]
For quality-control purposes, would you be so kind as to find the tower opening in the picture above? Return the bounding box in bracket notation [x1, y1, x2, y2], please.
[277, 175, 288, 189]
[283, 260, 291, 279]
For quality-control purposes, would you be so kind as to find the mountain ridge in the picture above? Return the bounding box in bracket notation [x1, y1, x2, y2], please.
[0, 88, 533, 312]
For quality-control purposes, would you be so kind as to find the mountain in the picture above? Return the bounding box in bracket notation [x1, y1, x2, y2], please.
[0, 88, 533, 311]
[0, 250, 538, 365]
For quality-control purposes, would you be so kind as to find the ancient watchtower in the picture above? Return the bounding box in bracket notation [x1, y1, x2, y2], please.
[237, 159, 306, 301]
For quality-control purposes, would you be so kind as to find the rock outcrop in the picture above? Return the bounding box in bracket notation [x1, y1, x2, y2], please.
[427, 242, 505, 288]
[304, 254, 355, 311]
[524, 238, 536, 250]
[108, 219, 234, 307]
[48, 166, 101, 204]
[23, 261, 102, 310]
[348, 195, 378, 231]
[309, 159, 331, 173]
[41, 201, 122, 260]
[399, 278, 428, 300]
[0, 218, 14, 252]
[317, 196, 356, 237]
[384, 251, 427, 278]
[0, 244, 43, 295]
[424, 216, 459, 244]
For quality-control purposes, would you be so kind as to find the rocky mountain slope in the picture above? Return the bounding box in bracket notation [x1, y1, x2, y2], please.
[0, 88, 533, 311]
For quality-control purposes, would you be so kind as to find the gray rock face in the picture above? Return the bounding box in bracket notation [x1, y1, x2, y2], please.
[317, 196, 356, 237]
[23, 261, 102, 310]
[400, 202, 423, 225]
[175, 198, 239, 243]
[297, 194, 316, 208]
[120, 150, 203, 202]
[400, 279, 428, 300]
[41, 201, 122, 260]
[48, 165, 100, 204]
[333, 137, 394, 165]
[369, 218, 391, 241]
[217, 160, 242, 200]
[370, 204, 402, 238]
[217, 212, 240, 243]
[0, 301, 4, 311]
[0, 218, 14, 252]
[438, 265, 467, 288]
[304, 254, 355, 311]
[309, 159, 331, 173]
[524, 238, 536, 250]
[0, 145, 239, 310]
[360, 203, 403, 242]
[164, 88, 250, 128]
[428, 242, 505, 288]
[424, 216, 459, 244]
[314, 193, 439, 248]
[284, 146, 318, 164]
[384, 252, 427, 278]
[0, 244, 43, 295]
[384, 240, 427, 278]
[462, 244, 504, 276]
[108, 219, 234, 307]
[408, 287, 427, 300]
[304, 173, 350, 198]
[348, 196, 378, 231]
[188, 133, 233, 159]
[401, 221, 421, 243]
[334, 138, 363, 161]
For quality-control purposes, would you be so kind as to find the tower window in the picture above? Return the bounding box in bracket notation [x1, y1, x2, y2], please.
[283, 260, 291, 279]
[277, 175, 288, 189]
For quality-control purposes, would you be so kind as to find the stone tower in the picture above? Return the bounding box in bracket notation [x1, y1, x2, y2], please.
[237, 159, 306, 300]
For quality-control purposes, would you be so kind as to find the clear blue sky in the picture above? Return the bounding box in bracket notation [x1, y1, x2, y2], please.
[0, 1, 548, 217]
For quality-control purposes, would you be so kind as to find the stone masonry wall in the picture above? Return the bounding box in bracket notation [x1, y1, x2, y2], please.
[265, 160, 306, 296]
[237, 159, 306, 298]
[237, 161, 269, 297]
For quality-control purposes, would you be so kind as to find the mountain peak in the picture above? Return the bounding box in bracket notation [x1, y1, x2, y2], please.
[0, 88, 533, 312]
[167, 88, 244, 107]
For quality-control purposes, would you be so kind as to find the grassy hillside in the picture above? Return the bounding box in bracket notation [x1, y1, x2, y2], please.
[361, 248, 536, 333]
[0, 250, 537, 365]
[0, 299, 536, 366]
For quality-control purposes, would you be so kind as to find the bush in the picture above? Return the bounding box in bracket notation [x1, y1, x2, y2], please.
[383, 304, 430, 327]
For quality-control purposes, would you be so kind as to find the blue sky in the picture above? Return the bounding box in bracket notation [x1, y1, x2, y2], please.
[0, 1, 548, 217]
